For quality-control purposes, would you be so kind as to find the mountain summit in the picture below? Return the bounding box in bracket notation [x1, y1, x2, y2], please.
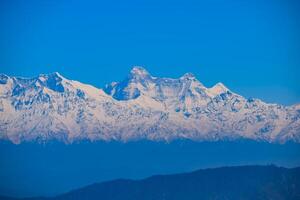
[0, 67, 299, 144]
[130, 66, 152, 79]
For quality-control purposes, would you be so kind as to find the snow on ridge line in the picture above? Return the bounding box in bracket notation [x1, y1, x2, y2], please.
[0, 66, 299, 144]
[0, 67, 247, 102]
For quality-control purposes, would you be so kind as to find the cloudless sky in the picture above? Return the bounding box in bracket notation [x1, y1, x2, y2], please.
[0, 0, 299, 105]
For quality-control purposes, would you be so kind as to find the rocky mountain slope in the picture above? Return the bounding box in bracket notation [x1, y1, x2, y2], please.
[0, 67, 299, 144]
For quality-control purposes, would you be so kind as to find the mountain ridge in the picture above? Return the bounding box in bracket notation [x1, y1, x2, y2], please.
[0, 66, 299, 144]
[2, 165, 300, 200]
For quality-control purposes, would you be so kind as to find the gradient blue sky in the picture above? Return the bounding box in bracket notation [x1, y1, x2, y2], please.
[0, 0, 299, 105]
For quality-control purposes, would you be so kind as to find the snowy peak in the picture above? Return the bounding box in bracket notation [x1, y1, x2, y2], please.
[1, 67, 300, 144]
[129, 66, 152, 79]
[104, 67, 209, 101]
[0, 72, 73, 100]
[37, 72, 64, 81]
[8, 72, 67, 94]
[207, 82, 230, 97]
[104, 66, 154, 100]
[0, 74, 9, 85]
[180, 72, 197, 81]
[36, 72, 66, 92]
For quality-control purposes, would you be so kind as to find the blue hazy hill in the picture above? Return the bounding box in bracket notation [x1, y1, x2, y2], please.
[2, 165, 300, 200]
[0, 140, 300, 198]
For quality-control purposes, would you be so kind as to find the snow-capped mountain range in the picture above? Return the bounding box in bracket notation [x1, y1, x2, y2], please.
[0, 67, 299, 144]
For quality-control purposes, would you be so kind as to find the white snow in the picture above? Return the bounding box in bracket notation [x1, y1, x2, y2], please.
[0, 67, 299, 144]
[207, 82, 230, 97]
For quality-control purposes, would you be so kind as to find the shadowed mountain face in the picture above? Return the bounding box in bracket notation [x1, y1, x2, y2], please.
[0, 67, 300, 144]
[3, 165, 299, 200]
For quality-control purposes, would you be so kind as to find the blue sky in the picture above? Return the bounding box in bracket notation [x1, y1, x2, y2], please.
[0, 0, 299, 105]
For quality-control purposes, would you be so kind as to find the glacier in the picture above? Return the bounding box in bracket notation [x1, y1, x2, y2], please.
[0, 66, 299, 144]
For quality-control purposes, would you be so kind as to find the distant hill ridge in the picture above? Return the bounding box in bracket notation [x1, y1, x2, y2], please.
[1, 165, 300, 200]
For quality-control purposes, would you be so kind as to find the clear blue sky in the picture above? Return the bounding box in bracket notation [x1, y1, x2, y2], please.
[0, 0, 299, 105]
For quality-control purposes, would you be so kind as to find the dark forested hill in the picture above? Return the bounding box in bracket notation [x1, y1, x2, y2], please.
[3, 165, 298, 200]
